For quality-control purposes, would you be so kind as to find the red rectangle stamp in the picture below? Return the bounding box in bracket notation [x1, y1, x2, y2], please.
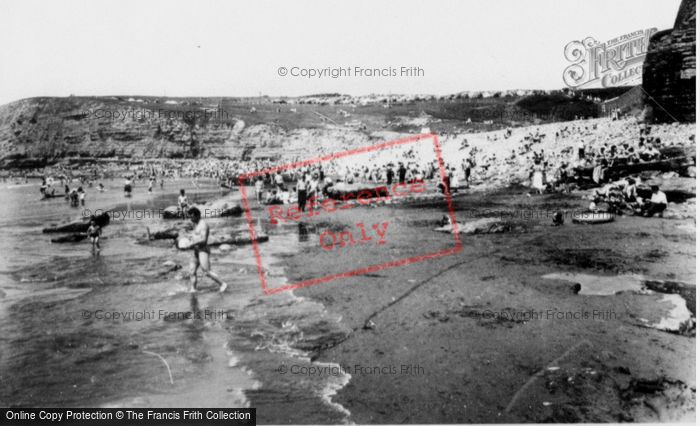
[237, 133, 461, 295]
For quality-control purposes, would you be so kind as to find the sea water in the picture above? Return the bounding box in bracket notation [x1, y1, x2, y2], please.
[0, 178, 351, 423]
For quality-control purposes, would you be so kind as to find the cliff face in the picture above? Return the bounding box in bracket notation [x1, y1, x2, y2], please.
[642, 0, 696, 123]
[0, 92, 635, 168]
[0, 97, 374, 168]
[0, 97, 235, 163]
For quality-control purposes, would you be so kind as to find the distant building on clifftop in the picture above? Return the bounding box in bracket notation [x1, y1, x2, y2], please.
[642, 0, 696, 123]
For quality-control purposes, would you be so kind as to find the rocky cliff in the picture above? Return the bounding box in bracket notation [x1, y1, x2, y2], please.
[642, 0, 696, 123]
[0, 91, 628, 169]
[0, 96, 375, 168]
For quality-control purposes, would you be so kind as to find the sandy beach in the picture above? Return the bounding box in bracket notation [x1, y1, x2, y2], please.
[258, 184, 696, 423]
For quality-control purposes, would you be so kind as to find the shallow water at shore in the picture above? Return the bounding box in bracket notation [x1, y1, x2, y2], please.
[0, 178, 352, 421]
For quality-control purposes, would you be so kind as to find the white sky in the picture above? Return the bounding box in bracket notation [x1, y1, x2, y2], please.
[0, 0, 682, 106]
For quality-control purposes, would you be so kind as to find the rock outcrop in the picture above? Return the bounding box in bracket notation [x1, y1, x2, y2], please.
[642, 0, 696, 123]
[0, 96, 376, 168]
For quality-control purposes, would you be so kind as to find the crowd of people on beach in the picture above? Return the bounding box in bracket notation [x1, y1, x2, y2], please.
[383, 117, 694, 223]
[16, 114, 694, 293]
[17, 115, 696, 235]
[22, 117, 691, 221]
[448, 118, 694, 218]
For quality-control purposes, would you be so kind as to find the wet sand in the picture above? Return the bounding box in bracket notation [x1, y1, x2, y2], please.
[0, 180, 259, 409]
[274, 186, 696, 423]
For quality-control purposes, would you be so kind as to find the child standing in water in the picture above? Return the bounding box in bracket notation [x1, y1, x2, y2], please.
[78, 186, 86, 206]
[86, 219, 101, 252]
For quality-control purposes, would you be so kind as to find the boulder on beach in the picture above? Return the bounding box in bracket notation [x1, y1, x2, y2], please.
[434, 217, 502, 234]
[43, 212, 110, 234]
[50, 233, 88, 243]
[218, 203, 244, 217]
[147, 226, 181, 240]
[174, 231, 268, 250]
[162, 201, 243, 219]
[204, 197, 244, 217]
[641, 176, 696, 202]
[41, 192, 64, 200]
[207, 232, 269, 247]
[162, 206, 185, 219]
[326, 182, 389, 200]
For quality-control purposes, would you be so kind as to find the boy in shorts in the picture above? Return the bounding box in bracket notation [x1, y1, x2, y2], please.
[182, 207, 228, 293]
